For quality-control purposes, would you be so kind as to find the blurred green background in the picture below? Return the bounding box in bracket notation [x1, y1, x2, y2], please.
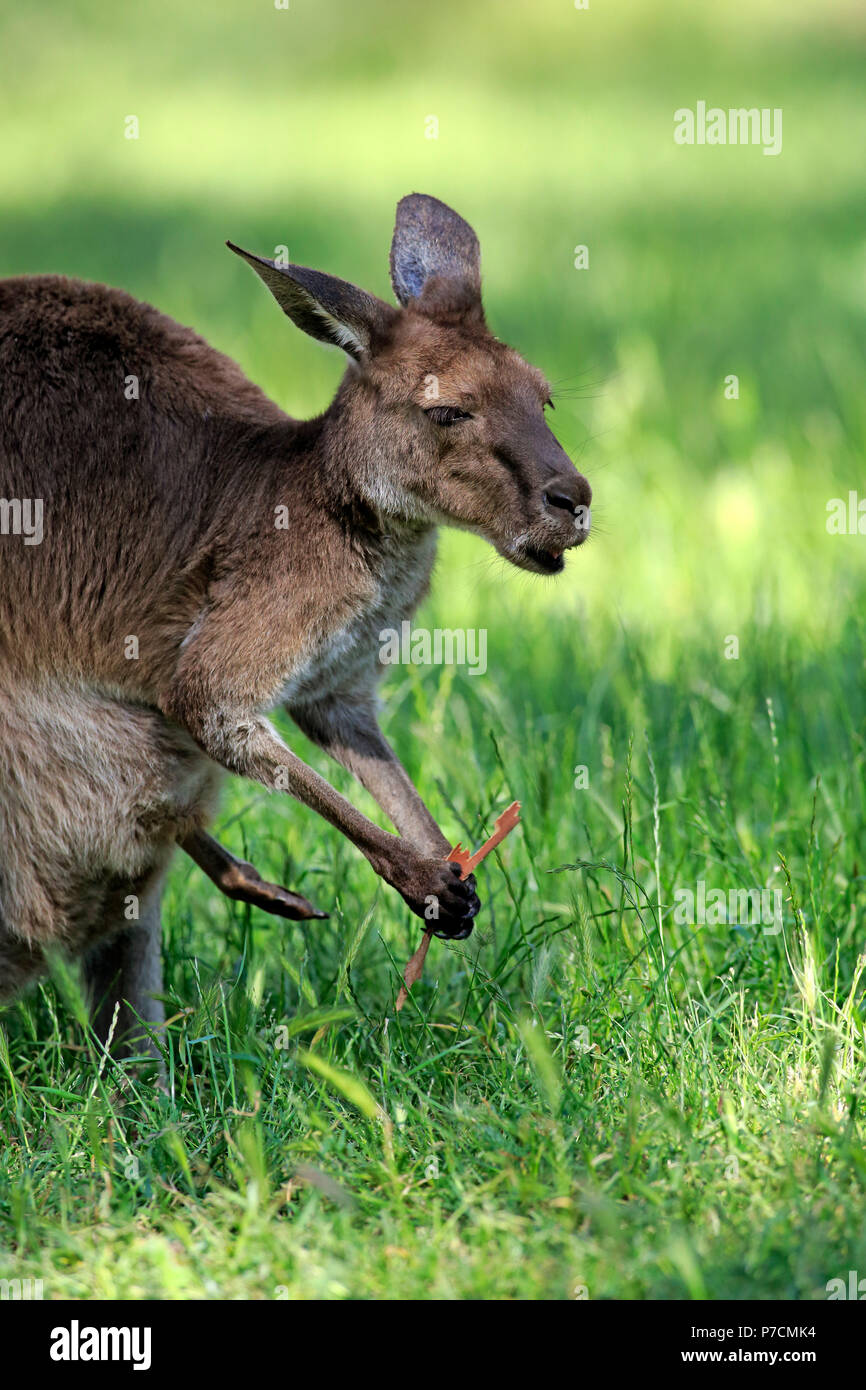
[2, 0, 866, 1301]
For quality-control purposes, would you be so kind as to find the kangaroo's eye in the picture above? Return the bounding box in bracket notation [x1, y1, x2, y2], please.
[424, 405, 473, 427]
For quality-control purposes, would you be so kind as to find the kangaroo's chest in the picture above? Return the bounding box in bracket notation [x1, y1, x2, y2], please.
[277, 529, 437, 708]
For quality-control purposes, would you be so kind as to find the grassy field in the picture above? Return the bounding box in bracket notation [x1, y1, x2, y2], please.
[2, 0, 866, 1300]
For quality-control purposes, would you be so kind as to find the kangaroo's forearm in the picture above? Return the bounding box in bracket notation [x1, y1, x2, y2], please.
[289, 697, 449, 857]
[161, 690, 402, 879]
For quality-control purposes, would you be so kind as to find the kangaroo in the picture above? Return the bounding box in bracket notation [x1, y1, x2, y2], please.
[0, 193, 591, 1054]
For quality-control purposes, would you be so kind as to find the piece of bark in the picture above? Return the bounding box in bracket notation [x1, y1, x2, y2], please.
[395, 801, 521, 1013]
[395, 930, 434, 1010]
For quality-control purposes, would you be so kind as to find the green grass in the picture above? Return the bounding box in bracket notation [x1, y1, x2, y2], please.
[2, 0, 866, 1300]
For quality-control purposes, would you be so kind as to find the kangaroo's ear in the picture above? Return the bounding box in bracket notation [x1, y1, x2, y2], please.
[389, 193, 482, 310]
[227, 242, 397, 360]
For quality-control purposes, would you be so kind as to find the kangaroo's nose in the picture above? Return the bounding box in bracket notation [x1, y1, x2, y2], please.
[544, 489, 578, 516]
[544, 472, 592, 516]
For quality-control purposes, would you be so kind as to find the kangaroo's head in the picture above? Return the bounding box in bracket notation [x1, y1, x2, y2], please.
[228, 193, 591, 575]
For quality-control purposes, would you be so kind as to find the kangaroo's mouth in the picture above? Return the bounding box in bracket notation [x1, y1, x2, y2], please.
[501, 522, 589, 575]
[520, 542, 565, 575]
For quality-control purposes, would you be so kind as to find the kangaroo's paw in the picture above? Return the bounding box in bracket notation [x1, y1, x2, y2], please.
[180, 829, 328, 921]
[222, 860, 328, 921]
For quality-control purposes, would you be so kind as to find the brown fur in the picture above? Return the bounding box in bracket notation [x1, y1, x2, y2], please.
[0, 193, 590, 1053]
